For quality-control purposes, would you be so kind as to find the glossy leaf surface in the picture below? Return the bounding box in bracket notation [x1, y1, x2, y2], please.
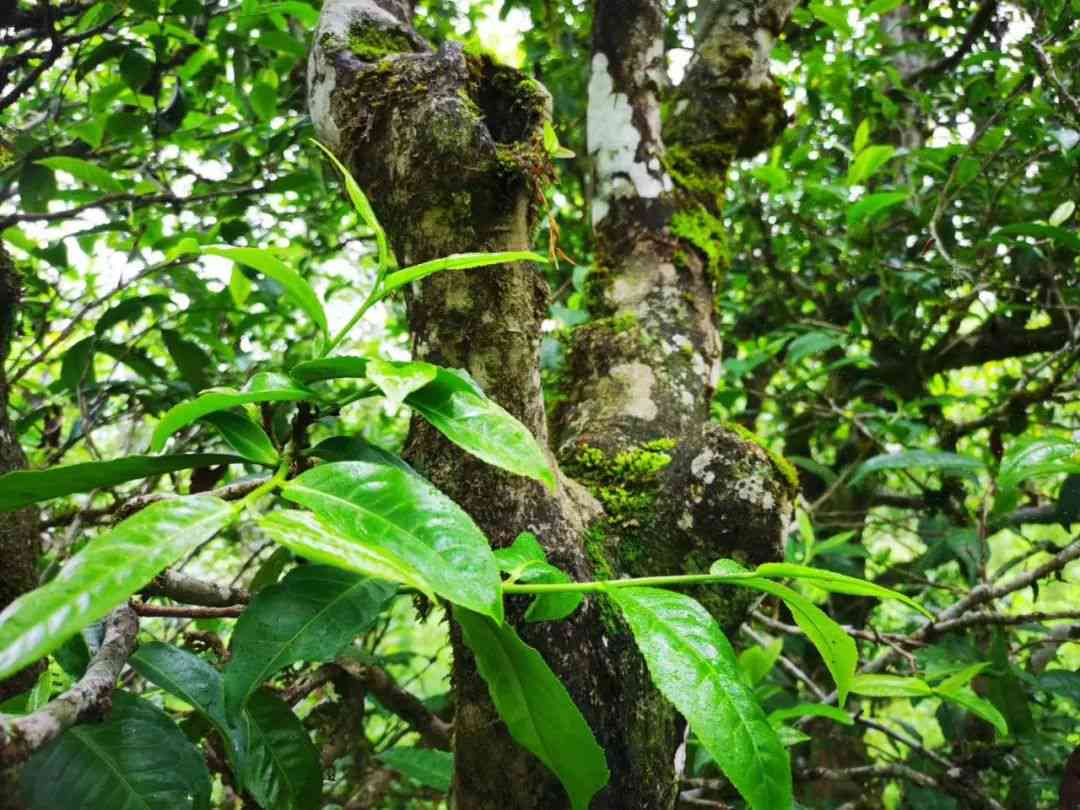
[609, 587, 792, 810]
[0, 495, 234, 681]
[202, 411, 279, 466]
[281, 462, 502, 620]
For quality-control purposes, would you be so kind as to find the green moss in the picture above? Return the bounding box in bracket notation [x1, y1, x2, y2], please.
[671, 207, 729, 280]
[347, 23, 413, 62]
[663, 144, 732, 204]
[722, 421, 800, 492]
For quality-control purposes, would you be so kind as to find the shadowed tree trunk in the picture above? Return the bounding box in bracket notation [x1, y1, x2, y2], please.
[0, 244, 40, 809]
[307, 0, 800, 805]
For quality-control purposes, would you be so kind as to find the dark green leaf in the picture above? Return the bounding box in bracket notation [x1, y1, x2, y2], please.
[0, 453, 242, 511]
[21, 691, 211, 810]
[0, 496, 235, 681]
[455, 607, 608, 810]
[850, 449, 984, 484]
[224, 565, 395, 717]
[289, 355, 368, 384]
[162, 329, 213, 390]
[239, 689, 322, 810]
[608, 587, 791, 810]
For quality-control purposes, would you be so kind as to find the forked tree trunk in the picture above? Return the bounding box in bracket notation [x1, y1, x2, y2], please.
[307, 0, 799, 806]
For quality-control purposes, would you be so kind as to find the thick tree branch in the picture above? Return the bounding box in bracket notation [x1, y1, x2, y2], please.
[0, 606, 138, 766]
[140, 569, 250, 607]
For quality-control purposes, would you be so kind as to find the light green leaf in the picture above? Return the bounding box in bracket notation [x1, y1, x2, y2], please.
[998, 435, 1080, 492]
[259, 509, 432, 597]
[375, 748, 453, 792]
[850, 674, 933, 698]
[455, 607, 608, 810]
[850, 449, 984, 484]
[1048, 200, 1075, 227]
[494, 532, 583, 622]
[853, 119, 871, 154]
[847, 145, 896, 186]
[786, 331, 844, 363]
[366, 358, 437, 411]
[223, 566, 395, 717]
[755, 563, 933, 618]
[34, 156, 124, 193]
[937, 687, 1008, 736]
[727, 577, 857, 704]
[739, 637, 784, 686]
[407, 367, 557, 492]
[203, 247, 328, 346]
[608, 588, 791, 810]
[768, 703, 854, 726]
[151, 372, 316, 452]
[202, 411, 279, 466]
[847, 191, 908, 226]
[230, 266, 254, 306]
[809, 1, 852, 33]
[281, 461, 503, 621]
[0, 495, 235, 681]
[0, 453, 242, 512]
[21, 691, 211, 810]
[934, 662, 989, 694]
[378, 251, 548, 301]
[310, 140, 390, 269]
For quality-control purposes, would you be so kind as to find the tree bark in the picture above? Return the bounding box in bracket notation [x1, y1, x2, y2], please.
[306, 1, 799, 806]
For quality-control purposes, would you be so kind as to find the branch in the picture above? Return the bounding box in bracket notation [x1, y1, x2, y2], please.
[0, 605, 138, 766]
[904, 0, 998, 86]
[140, 569, 250, 607]
[335, 659, 451, 750]
[130, 601, 245, 619]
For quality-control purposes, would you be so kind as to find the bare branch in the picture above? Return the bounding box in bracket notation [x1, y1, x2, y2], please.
[0, 605, 138, 766]
[141, 569, 250, 608]
[336, 658, 451, 750]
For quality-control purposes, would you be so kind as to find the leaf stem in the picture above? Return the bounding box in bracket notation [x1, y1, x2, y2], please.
[503, 573, 746, 595]
[234, 449, 292, 512]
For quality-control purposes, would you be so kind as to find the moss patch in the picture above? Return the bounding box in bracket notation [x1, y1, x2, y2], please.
[722, 421, 800, 492]
[347, 22, 414, 62]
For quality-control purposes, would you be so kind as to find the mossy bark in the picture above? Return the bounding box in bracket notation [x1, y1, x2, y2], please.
[307, 0, 799, 807]
[0, 245, 39, 810]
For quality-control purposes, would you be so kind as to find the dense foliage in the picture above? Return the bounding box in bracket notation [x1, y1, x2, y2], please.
[0, 0, 1078, 808]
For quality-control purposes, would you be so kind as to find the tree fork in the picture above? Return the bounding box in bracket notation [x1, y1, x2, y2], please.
[307, 0, 798, 806]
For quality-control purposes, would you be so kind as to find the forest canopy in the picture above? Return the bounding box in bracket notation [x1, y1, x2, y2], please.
[0, 0, 1078, 808]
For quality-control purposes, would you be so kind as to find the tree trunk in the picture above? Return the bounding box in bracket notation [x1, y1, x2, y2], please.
[0, 244, 40, 809]
[307, 0, 799, 806]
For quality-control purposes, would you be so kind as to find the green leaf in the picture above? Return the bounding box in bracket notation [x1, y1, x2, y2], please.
[240, 689, 323, 810]
[726, 576, 857, 704]
[230, 266, 254, 306]
[850, 449, 984, 484]
[0, 453, 243, 511]
[250, 81, 278, 121]
[847, 145, 896, 185]
[738, 637, 784, 686]
[202, 411, 279, 466]
[768, 703, 853, 726]
[455, 607, 608, 810]
[34, 156, 124, 193]
[755, 563, 933, 618]
[992, 223, 1080, 252]
[162, 328, 213, 390]
[934, 662, 989, 693]
[407, 367, 557, 492]
[281, 461, 503, 620]
[223, 565, 395, 717]
[289, 355, 368, 384]
[259, 510, 432, 597]
[203, 247, 328, 346]
[494, 532, 583, 622]
[378, 252, 548, 300]
[130, 642, 246, 769]
[375, 748, 453, 792]
[310, 140, 391, 269]
[608, 588, 791, 810]
[850, 674, 933, 697]
[808, 0, 852, 33]
[366, 358, 437, 411]
[853, 119, 871, 154]
[997, 435, 1080, 492]
[151, 372, 317, 452]
[786, 331, 844, 363]
[0, 495, 235, 681]
[21, 691, 211, 810]
[847, 190, 908, 226]
[1048, 200, 1075, 227]
[936, 687, 1008, 736]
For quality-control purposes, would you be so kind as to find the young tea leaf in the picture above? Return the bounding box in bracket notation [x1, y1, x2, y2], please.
[377, 251, 547, 300]
[202, 411, 279, 466]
